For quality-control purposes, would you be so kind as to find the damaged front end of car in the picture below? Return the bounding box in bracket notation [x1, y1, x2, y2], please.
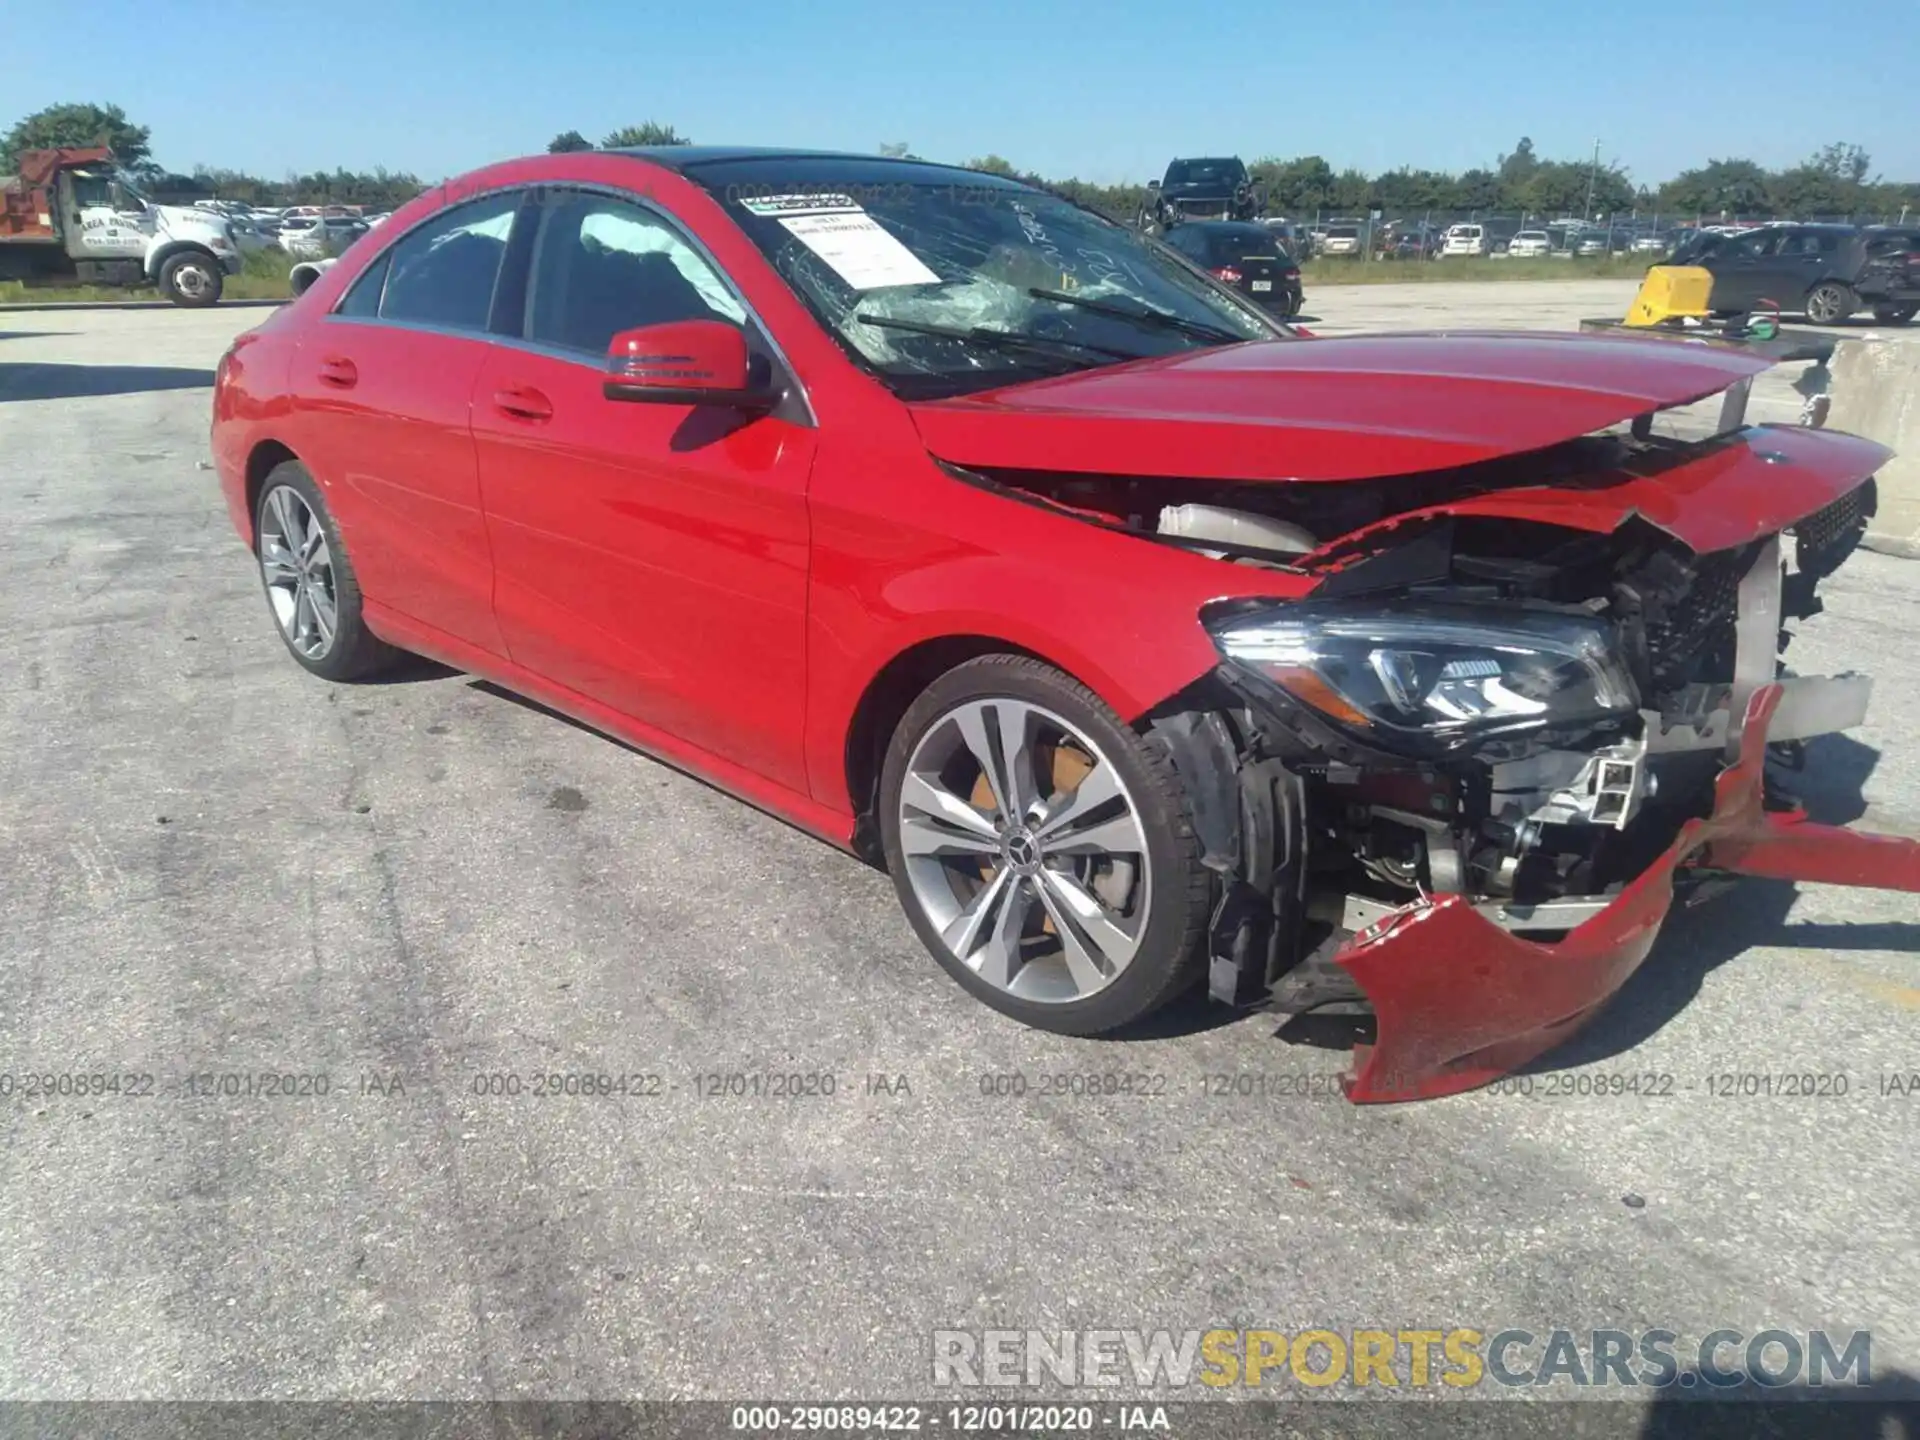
[968, 412, 1919, 1100]
[1180, 449, 1920, 1098]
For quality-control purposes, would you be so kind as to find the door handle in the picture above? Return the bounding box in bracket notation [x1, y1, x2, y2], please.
[491, 387, 553, 422]
[317, 355, 357, 388]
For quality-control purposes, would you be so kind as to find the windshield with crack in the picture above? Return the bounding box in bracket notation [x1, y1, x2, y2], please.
[704, 170, 1279, 399]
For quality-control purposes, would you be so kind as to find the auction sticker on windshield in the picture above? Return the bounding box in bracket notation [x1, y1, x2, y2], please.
[778, 210, 942, 290]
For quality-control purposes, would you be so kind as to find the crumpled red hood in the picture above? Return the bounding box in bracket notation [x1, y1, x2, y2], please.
[907, 330, 1775, 481]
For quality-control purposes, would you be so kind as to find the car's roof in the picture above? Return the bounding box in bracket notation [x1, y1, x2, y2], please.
[605, 145, 1020, 189]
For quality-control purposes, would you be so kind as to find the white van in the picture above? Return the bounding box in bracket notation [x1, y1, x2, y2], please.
[1441, 223, 1488, 258]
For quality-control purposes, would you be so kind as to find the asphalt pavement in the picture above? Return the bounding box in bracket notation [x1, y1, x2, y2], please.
[1, 287, 1916, 1419]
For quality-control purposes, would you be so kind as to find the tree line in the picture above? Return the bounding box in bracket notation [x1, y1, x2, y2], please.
[972, 139, 1918, 224]
[6, 103, 1914, 223]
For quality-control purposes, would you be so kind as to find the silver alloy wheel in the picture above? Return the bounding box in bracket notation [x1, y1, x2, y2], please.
[258, 485, 338, 660]
[1806, 284, 1847, 324]
[897, 698, 1150, 1004]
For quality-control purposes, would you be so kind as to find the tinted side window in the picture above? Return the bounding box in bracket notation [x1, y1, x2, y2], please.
[336, 251, 390, 317]
[1778, 232, 1831, 257]
[379, 192, 519, 332]
[526, 192, 747, 356]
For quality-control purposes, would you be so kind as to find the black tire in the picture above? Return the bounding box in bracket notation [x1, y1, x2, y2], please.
[877, 654, 1212, 1035]
[1872, 304, 1916, 325]
[1803, 280, 1855, 326]
[253, 460, 402, 681]
[158, 250, 223, 307]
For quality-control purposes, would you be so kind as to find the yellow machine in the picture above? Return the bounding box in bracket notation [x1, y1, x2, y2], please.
[1622, 265, 1715, 326]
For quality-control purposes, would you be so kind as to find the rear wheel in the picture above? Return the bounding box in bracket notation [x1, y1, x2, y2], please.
[1804, 280, 1856, 325]
[878, 656, 1211, 1035]
[1872, 303, 1916, 325]
[158, 250, 223, 307]
[254, 461, 400, 681]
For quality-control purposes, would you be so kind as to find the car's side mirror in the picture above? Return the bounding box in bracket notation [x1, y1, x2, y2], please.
[603, 319, 777, 410]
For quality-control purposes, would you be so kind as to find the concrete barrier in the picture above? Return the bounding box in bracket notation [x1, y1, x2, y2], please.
[1827, 333, 1920, 558]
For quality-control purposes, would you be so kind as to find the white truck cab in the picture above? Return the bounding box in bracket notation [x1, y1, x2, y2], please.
[1, 151, 243, 305]
[64, 165, 243, 304]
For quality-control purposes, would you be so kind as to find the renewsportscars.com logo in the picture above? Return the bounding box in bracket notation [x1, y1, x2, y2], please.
[931, 1328, 1873, 1391]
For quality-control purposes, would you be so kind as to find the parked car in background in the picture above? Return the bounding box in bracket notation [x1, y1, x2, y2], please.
[1573, 231, 1610, 258]
[228, 216, 274, 255]
[1383, 226, 1441, 261]
[1479, 218, 1523, 255]
[1859, 227, 1920, 323]
[1688, 223, 1918, 324]
[1440, 223, 1487, 258]
[1631, 231, 1670, 256]
[1257, 216, 1308, 261]
[280, 214, 369, 259]
[1318, 222, 1363, 257]
[1163, 220, 1304, 315]
[1141, 157, 1259, 232]
[1507, 230, 1551, 258]
[210, 145, 1916, 1102]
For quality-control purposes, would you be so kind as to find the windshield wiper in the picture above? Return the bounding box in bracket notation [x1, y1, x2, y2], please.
[1025, 287, 1245, 345]
[856, 313, 1144, 365]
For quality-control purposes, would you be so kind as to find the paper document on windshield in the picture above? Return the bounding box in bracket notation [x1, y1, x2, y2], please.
[779, 210, 941, 290]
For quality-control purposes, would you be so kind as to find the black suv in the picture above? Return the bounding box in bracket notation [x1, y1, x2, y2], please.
[1140, 157, 1260, 233]
[1162, 220, 1304, 316]
[1683, 223, 1919, 325]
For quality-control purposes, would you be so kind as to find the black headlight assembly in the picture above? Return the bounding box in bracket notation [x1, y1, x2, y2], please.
[1207, 600, 1641, 761]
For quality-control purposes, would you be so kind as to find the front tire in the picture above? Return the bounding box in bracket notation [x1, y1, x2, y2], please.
[1804, 280, 1856, 326]
[1872, 303, 1916, 325]
[254, 461, 400, 681]
[878, 656, 1210, 1035]
[158, 250, 223, 307]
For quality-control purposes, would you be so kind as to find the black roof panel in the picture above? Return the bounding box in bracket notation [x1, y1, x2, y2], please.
[606, 146, 1015, 188]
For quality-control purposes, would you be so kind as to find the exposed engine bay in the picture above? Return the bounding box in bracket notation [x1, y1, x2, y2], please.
[950, 421, 1892, 1056]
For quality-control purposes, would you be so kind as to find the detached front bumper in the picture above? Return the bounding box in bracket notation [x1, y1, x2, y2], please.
[1337, 684, 1920, 1102]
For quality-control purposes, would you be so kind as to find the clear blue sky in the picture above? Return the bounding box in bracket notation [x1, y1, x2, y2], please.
[24, 0, 1920, 184]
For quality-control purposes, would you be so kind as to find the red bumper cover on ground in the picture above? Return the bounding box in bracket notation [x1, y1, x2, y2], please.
[1336, 686, 1920, 1102]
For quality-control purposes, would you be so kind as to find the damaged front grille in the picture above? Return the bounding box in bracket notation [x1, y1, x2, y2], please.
[1637, 549, 1744, 694]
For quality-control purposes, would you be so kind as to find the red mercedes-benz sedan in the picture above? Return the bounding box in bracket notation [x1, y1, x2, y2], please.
[212, 147, 1919, 1101]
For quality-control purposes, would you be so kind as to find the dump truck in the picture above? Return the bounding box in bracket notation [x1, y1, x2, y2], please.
[0, 147, 242, 305]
